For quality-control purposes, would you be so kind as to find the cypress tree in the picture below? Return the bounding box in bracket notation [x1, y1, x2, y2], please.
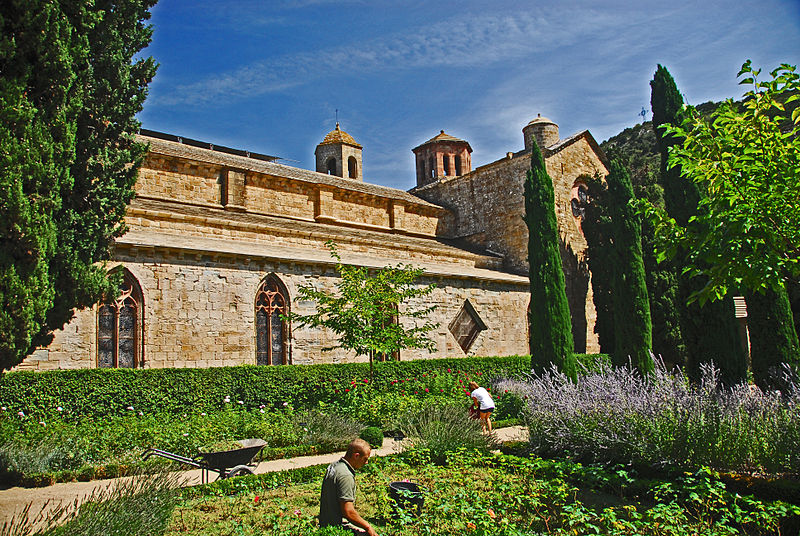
[651, 65, 746, 384]
[582, 175, 615, 354]
[600, 122, 686, 367]
[524, 142, 576, 379]
[745, 286, 800, 390]
[0, 0, 157, 371]
[606, 161, 653, 373]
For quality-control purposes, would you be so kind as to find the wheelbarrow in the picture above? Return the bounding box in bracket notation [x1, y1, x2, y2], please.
[143, 438, 267, 484]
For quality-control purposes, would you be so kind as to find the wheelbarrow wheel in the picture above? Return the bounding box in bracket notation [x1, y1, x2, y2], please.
[225, 465, 254, 479]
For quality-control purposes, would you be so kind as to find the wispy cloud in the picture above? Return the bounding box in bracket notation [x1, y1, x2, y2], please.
[154, 7, 623, 107]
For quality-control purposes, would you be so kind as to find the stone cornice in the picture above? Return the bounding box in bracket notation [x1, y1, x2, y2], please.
[115, 229, 527, 285]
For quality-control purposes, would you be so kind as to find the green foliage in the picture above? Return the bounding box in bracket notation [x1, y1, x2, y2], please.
[166, 452, 800, 536]
[359, 426, 384, 449]
[746, 286, 800, 389]
[606, 161, 653, 373]
[0, 355, 531, 420]
[601, 115, 687, 368]
[648, 61, 800, 301]
[289, 241, 438, 375]
[294, 409, 364, 451]
[524, 142, 576, 379]
[395, 403, 496, 465]
[647, 63, 746, 385]
[0, 0, 157, 371]
[581, 174, 616, 355]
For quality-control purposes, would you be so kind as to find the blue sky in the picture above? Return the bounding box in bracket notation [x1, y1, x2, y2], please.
[138, 0, 800, 191]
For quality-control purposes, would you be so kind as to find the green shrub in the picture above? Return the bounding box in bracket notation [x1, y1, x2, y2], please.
[294, 410, 363, 451]
[395, 403, 496, 465]
[0, 356, 535, 421]
[0, 473, 178, 536]
[493, 390, 525, 421]
[359, 426, 384, 449]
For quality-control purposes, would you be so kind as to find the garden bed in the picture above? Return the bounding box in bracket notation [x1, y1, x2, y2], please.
[165, 450, 800, 535]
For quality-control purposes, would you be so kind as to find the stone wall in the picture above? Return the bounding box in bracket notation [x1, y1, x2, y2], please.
[412, 132, 608, 353]
[19, 244, 528, 371]
[137, 138, 447, 239]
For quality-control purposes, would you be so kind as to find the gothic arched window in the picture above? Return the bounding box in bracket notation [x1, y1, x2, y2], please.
[98, 269, 143, 368]
[348, 156, 357, 178]
[255, 275, 290, 365]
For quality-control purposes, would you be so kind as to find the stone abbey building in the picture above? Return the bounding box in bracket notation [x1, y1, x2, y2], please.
[19, 115, 609, 371]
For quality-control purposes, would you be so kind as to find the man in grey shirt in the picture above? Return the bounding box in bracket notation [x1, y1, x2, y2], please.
[319, 438, 378, 536]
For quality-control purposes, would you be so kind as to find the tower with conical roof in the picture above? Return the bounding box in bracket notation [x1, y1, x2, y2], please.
[315, 123, 363, 181]
[412, 130, 472, 188]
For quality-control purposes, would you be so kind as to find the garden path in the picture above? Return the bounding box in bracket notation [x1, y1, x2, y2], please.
[0, 426, 528, 527]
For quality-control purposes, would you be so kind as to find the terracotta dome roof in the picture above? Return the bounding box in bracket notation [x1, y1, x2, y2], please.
[319, 123, 362, 149]
[526, 114, 557, 126]
[413, 130, 472, 152]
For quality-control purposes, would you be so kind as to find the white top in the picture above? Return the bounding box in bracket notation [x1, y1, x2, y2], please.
[471, 387, 495, 410]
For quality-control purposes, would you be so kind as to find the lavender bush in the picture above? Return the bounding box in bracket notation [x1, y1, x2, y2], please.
[498, 360, 800, 475]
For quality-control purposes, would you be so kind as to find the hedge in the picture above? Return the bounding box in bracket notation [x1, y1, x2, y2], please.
[0, 354, 607, 420]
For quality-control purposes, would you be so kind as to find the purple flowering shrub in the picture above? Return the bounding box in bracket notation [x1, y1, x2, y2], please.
[498, 360, 800, 475]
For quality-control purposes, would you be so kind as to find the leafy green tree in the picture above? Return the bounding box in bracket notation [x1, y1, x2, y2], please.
[606, 161, 653, 373]
[0, 0, 157, 371]
[648, 61, 800, 301]
[647, 64, 746, 384]
[288, 242, 438, 376]
[524, 143, 576, 379]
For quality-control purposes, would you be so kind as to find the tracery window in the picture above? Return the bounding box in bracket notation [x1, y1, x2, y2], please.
[571, 182, 589, 220]
[255, 275, 290, 365]
[98, 269, 143, 368]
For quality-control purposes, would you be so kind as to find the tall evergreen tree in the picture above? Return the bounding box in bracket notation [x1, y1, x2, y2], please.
[745, 286, 800, 390]
[601, 128, 686, 367]
[0, 0, 157, 371]
[606, 161, 653, 373]
[581, 175, 615, 355]
[524, 142, 576, 379]
[650, 65, 746, 384]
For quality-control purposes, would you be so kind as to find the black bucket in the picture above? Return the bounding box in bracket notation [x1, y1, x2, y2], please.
[388, 481, 423, 517]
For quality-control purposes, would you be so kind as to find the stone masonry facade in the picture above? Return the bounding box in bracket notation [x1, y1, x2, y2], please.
[19, 117, 607, 371]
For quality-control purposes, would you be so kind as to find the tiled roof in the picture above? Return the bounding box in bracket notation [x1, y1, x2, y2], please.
[319, 123, 362, 148]
[413, 130, 472, 152]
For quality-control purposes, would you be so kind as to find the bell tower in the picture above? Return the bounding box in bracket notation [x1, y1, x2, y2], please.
[315, 123, 363, 181]
[411, 130, 472, 188]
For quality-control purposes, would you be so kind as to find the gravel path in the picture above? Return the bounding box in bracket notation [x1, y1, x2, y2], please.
[0, 426, 528, 527]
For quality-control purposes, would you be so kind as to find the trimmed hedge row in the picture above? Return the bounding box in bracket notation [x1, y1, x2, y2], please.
[0, 356, 518, 419]
[0, 354, 607, 420]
